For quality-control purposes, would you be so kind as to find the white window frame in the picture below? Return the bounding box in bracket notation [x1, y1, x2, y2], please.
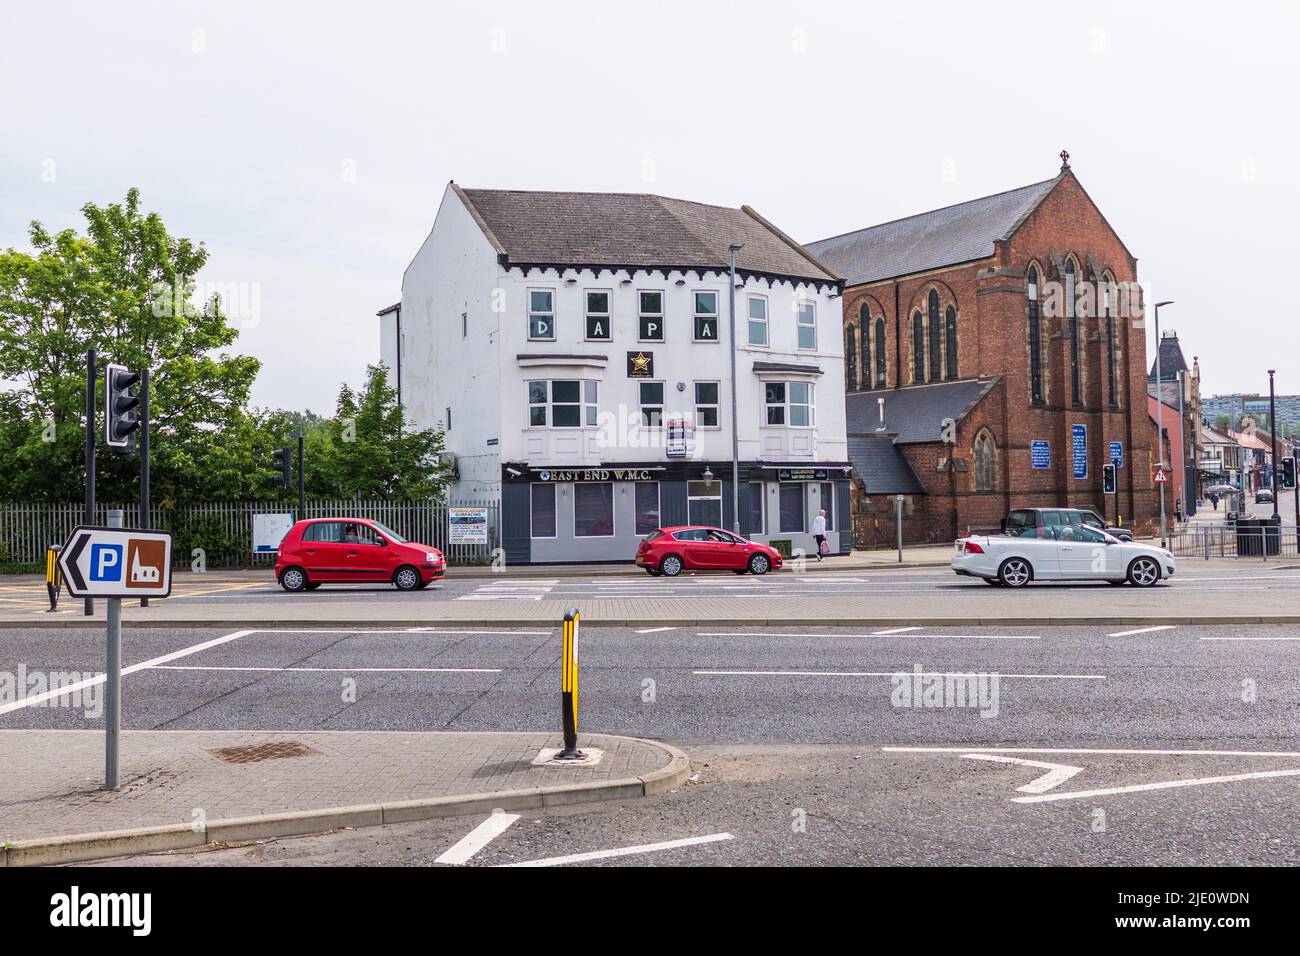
[747, 294, 769, 348]
[527, 288, 556, 342]
[693, 290, 719, 343]
[638, 380, 665, 428]
[573, 482, 615, 538]
[693, 381, 720, 429]
[763, 381, 816, 428]
[687, 480, 723, 527]
[638, 290, 665, 342]
[530, 483, 557, 539]
[796, 300, 817, 350]
[584, 289, 612, 342]
[527, 380, 598, 429]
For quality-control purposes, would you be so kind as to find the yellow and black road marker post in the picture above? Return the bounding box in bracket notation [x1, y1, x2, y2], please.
[45, 545, 63, 612]
[555, 607, 584, 760]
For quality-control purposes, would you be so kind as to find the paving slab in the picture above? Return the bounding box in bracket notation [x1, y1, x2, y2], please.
[0, 730, 687, 865]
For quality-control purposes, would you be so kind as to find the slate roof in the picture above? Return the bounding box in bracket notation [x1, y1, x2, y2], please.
[1148, 331, 1189, 381]
[805, 177, 1061, 286]
[845, 378, 1000, 444]
[847, 436, 926, 495]
[455, 186, 839, 284]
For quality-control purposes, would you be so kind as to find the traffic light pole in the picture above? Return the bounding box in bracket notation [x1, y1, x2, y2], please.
[139, 368, 150, 608]
[297, 432, 306, 519]
[84, 350, 96, 617]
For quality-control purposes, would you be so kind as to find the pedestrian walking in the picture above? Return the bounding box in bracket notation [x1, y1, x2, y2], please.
[1210, 493, 1219, 511]
[812, 509, 828, 561]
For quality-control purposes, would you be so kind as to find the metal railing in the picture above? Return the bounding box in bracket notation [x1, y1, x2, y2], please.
[1167, 522, 1300, 559]
[0, 499, 500, 569]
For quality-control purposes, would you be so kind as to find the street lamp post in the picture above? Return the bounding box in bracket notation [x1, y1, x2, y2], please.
[728, 242, 744, 535]
[1268, 369, 1280, 519]
[1153, 301, 1174, 547]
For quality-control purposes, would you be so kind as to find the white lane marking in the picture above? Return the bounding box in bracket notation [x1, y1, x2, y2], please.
[960, 754, 1084, 793]
[1107, 625, 1177, 637]
[501, 832, 734, 867]
[694, 631, 1037, 640]
[695, 670, 1103, 679]
[0, 629, 256, 716]
[456, 594, 545, 601]
[436, 812, 521, 865]
[403, 628, 552, 635]
[1011, 768, 1300, 804]
[1201, 636, 1300, 641]
[151, 665, 501, 673]
[872, 626, 924, 634]
[882, 746, 1300, 757]
[635, 626, 677, 634]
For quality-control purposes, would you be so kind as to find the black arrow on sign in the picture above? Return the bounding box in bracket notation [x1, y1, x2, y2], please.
[62, 531, 89, 592]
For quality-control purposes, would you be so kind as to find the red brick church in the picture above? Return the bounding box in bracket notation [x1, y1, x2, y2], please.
[806, 154, 1159, 546]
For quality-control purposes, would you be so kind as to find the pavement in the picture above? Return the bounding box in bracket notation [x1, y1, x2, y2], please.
[5, 557, 1300, 628]
[1, 618, 1296, 866]
[0, 729, 688, 866]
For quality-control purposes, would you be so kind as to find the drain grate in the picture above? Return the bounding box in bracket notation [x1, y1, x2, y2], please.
[208, 741, 319, 764]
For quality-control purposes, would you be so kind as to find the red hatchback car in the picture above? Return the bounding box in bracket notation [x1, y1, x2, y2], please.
[276, 518, 445, 592]
[635, 526, 783, 577]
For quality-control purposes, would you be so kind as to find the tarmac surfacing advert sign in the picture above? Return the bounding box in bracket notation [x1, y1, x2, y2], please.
[58, 527, 173, 598]
[448, 507, 489, 545]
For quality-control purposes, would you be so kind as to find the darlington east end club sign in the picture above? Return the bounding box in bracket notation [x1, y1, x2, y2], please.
[533, 469, 656, 482]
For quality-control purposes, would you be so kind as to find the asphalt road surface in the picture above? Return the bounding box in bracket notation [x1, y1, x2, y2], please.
[3, 620, 1296, 865]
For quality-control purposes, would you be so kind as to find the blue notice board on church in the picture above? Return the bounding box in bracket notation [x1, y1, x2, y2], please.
[1072, 424, 1088, 479]
[1031, 440, 1050, 469]
[1109, 441, 1123, 468]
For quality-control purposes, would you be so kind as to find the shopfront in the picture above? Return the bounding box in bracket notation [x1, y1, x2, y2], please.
[499, 461, 851, 565]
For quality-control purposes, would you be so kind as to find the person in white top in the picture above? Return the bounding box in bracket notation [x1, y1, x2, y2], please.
[811, 509, 827, 561]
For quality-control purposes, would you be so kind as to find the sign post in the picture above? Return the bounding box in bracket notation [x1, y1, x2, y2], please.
[555, 608, 583, 760]
[896, 494, 904, 564]
[58, 522, 173, 790]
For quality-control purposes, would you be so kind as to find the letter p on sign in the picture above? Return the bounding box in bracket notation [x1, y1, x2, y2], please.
[90, 544, 124, 581]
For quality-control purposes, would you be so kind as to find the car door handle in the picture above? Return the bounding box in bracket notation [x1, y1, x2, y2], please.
[348, 550, 358, 555]
[306, 548, 316, 553]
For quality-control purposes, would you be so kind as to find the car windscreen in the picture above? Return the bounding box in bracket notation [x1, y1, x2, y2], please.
[368, 520, 407, 544]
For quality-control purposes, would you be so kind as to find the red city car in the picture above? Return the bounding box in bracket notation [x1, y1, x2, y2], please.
[635, 526, 783, 577]
[275, 518, 445, 592]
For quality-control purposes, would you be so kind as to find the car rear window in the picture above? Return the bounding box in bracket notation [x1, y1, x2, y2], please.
[303, 522, 344, 543]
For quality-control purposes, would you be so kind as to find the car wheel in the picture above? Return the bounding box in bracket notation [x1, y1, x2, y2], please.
[748, 553, 771, 575]
[393, 566, 422, 591]
[280, 567, 308, 592]
[997, 558, 1032, 588]
[660, 554, 684, 577]
[1127, 556, 1161, 587]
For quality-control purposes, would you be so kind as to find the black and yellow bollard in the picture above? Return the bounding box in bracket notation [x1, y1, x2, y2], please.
[555, 607, 583, 760]
[45, 545, 62, 612]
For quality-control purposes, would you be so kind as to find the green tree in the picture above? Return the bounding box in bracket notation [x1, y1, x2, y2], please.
[0, 189, 260, 502]
[306, 365, 448, 500]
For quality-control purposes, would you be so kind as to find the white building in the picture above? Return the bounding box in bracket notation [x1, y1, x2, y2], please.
[379, 182, 848, 564]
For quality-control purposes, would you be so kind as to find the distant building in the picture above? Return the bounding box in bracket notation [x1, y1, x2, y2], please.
[1145, 330, 1202, 514]
[807, 155, 1159, 545]
[1203, 393, 1300, 436]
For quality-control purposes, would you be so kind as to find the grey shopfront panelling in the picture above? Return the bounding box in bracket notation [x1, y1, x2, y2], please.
[721, 480, 734, 531]
[836, 480, 851, 554]
[530, 482, 641, 562]
[501, 483, 532, 565]
[660, 480, 688, 527]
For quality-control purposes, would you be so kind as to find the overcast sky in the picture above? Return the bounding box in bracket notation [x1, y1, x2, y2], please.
[3, 0, 1297, 411]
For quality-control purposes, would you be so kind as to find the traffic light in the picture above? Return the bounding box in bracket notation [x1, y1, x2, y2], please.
[104, 364, 140, 451]
[1282, 456, 1296, 489]
[1102, 462, 1116, 494]
[270, 446, 292, 487]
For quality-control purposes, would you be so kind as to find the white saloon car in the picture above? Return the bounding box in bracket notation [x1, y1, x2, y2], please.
[951, 523, 1175, 587]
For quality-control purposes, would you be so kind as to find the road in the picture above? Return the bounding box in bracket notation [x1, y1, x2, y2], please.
[2, 614, 1296, 865]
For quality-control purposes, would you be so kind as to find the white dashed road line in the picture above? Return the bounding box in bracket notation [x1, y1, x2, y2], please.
[694, 631, 1038, 640]
[960, 753, 1084, 793]
[500, 832, 734, 867]
[872, 626, 924, 634]
[151, 665, 502, 674]
[1107, 625, 1177, 637]
[696, 670, 1103, 679]
[436, 812, 521, 865]
[635, 626, 677, 634]
[1011, 768, 1300, 804]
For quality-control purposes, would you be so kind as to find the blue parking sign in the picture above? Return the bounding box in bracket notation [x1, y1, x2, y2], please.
[89, 543, 124, 581]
